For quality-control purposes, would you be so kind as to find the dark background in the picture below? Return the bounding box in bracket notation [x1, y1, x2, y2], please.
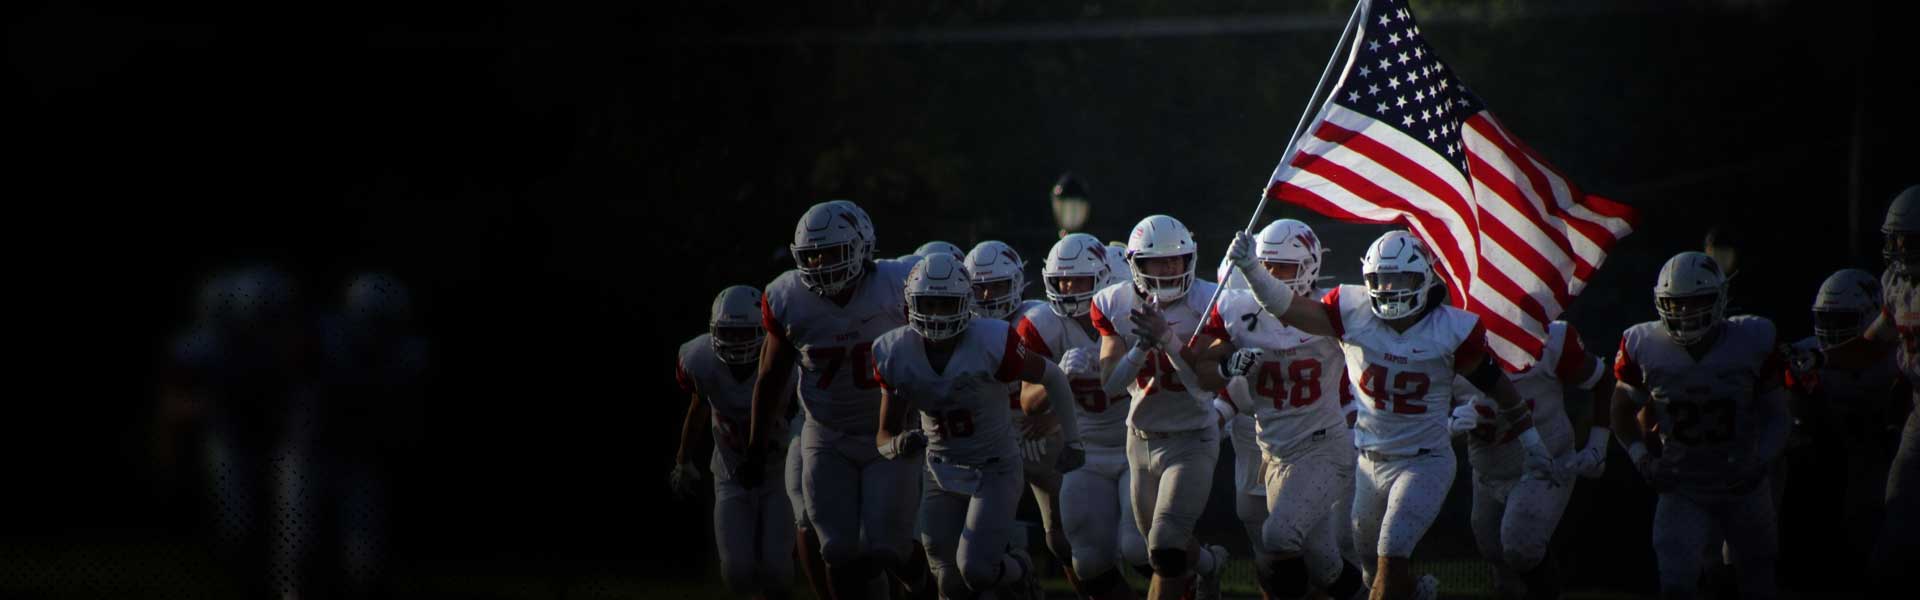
[9, 0, 1917, 596]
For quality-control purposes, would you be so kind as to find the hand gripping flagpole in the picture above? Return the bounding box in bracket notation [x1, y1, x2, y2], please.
[1188, 0, 1366, 344]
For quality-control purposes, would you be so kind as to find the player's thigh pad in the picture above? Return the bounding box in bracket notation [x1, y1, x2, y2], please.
[1375, 447, 1457, 558]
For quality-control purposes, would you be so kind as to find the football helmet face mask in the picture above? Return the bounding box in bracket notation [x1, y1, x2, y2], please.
[1042, 233, 1112, 318]
[964, 241, 1028, 320]
[1360, 231, 1437, 320]
[710, 285, 765, 364]
[1653, 251, 1729, 346]
[790, 202, 870, 296]
[906, 253, 974, 341]
[1125, 215, 1198, 304]
[1811, 268, 1881, 349]
[1883, 186, 1920, 276]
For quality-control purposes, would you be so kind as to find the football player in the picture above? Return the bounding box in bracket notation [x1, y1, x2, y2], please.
[1092, 215, 1230, 600]
[873, 253, 1086, 600]
[673, 286, 797, 599]
[1016, 233, 1150, 599]
[1453, 319, 1611, 600]
[1223, 229, 1552, 600]
[742, 201, 922, 600]
[1780, 269, 1902, 587]
[1786, 184, 1920, 586]
[1192, 220, 1369, 600]
[315, 272, 430, 598]
[966, 240, 1085, 594]
[1610, 251, 1789, 600]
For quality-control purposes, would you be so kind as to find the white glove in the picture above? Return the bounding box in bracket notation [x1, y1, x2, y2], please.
[879, 429, 927, 460]
[1517, 428, 1557, 482]
[1224, 347, 1264, 378]
[669, 462, 703, 500]
[1448, 403, 1481, 435]
[1555, 427, 1610, 479]
[1227, 230, 1259, 272]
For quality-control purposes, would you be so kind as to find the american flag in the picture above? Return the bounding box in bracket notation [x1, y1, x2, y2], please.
[1268, 0, 1638, 371]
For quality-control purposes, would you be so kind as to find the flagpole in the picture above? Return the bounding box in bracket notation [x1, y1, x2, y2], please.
[1188, 0, 1365, 344]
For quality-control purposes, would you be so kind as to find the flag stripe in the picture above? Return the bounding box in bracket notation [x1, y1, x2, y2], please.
[1288, 134, 1477, 294]
[1463, 117, 1597, 282]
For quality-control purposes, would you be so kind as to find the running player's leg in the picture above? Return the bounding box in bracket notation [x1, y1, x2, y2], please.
[1469, 476, 1519, 599]
[959, 462, 1031, 596]
[1501, 477, 1573, 598]
[1063, 447, 1135, 598]
[1720, 486, 1779, 600]
[1651, 492, 1715, 599]
[1145, 430, 1222, 600]
[1375, 450, 1456, 600]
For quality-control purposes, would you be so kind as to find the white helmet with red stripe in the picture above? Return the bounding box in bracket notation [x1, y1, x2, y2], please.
[790, 202, 870, 296]
[1042, 233, 1113, 318]
[1652, 251, 1728, 345]
[709, 285, 765, 364]
[964, 241, 1028, 320]
[906, 253, 974, 341]
[1360, 230, 1437, 320]
[825, 199, 877, 259]
[1126, 215, 1198, 304]
[914, 241, 965, 262]
[1811, 268, 1880, 349]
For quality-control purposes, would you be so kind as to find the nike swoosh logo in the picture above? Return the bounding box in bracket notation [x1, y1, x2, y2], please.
[859, 314, 882, 324]
[1410, 348, 1427, 354]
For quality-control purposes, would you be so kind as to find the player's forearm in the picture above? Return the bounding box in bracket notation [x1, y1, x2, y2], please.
[748, 345, 794, 451]
[1610, 383, 1647, 458]
[1038, 361, 1082, 445]
[1748, 387, 1792, 465]
[1822, 334, 1894, 371]
[1104, 341, 1150, 399]
[675, 400, 707, 465]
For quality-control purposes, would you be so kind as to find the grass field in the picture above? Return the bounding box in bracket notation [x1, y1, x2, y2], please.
[0, 539, 1659, 599]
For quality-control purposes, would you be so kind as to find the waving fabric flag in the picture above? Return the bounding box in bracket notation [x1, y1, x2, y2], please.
[1267, 0, 1639, 371]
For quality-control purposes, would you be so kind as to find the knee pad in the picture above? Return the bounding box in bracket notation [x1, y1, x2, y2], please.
[1258, 556, 1308, 599]
[1148, 548, 1190, 579]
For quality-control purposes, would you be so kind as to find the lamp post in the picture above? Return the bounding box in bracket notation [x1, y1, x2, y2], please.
[1050, 172, 1089, 238]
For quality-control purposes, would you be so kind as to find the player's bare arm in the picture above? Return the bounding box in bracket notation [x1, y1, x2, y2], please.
[1013, 349, 1085, 468]
[746, 331, 796, 461]
[1190, 336, 1237, 392]
[1458, 343, 1557, 479]
[674, 392, 709, 468]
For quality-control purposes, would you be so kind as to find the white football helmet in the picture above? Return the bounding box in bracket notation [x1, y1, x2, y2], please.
[1104, 241, 1133, 288]
[965, 241, 1029, 320]
[915, 240, 966, 262]
[790, 202, 870, 296]
[1811, 268, 1881, 349]
[1882, 185, 1920, 276]
[906, 253, 974, 341]
[710, 285, 765, 364]
[1652, 251, 1729, 345]
[1042, 234, 1113, 318]
[1256, 219, 1328, 295]
[1360, 230, 1437, 320]
[825, 199, 877, 259]
[1125, 215, 1198, 304]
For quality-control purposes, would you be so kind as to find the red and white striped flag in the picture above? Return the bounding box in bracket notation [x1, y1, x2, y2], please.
[1268, 0, 1638, 371]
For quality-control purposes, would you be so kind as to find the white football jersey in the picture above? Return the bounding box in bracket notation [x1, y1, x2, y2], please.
[1321, 285, 1485, 455]
[1016, 300, 1130, 448]
[1202, 288, 1348, 456]
[678, 334, 801, 479]
[762, 260, 913, 434]
[1465, 321, 1594, 456]
[872, 318, 1026, 465]
[1880, 269, 1920, 399]
[1090, 279, 1223, 433]
[1614, 316, 1785, 483]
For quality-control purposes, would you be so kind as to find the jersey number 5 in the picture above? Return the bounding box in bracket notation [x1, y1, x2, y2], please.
[928, 409, 976, 438]
[1359, 364, 1430, 414]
